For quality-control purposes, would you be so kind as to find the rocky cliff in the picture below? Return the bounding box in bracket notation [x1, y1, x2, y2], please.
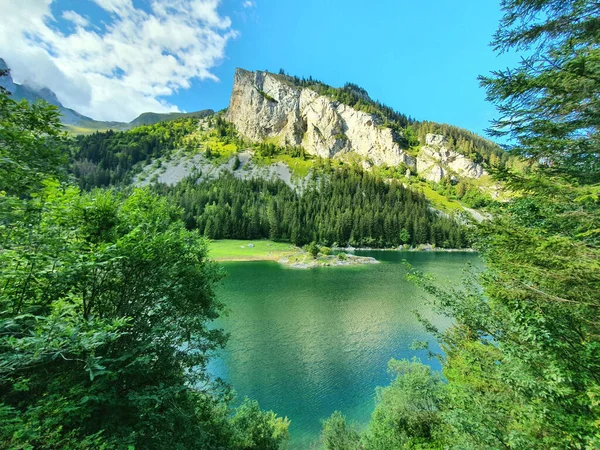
[226, 68, 414, 167]
[416, 134, 486, 183]
[226, 69, 486, 182]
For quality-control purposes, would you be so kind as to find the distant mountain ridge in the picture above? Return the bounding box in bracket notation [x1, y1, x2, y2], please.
[0, 58, 213, 133]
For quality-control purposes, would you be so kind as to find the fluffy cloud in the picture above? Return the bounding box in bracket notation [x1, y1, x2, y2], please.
[243, 1, 256, 8]
[0, 0, 237, 121]
[62, 10, 89, 28]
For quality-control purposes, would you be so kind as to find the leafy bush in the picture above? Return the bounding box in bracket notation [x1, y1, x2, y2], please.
[321, 411, 361, 450]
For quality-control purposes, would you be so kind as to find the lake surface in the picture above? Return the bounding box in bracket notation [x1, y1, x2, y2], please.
[209, 251, 478, 449]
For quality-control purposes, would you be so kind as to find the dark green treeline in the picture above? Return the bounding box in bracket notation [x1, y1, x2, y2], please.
[155, 168, 469, 248]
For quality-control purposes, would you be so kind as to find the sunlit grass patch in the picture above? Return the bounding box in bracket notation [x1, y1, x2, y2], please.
[208, 239, 297, 261]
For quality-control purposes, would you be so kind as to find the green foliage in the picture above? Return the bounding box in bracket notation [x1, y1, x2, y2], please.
[365, 359, 445, 450]
[321, 411, 362, 450]
[480, 0, 600, 184]
[233, 154, 242, 170]
[155, 166, 470, 248]
[230, 399, 290, 449]
[308, 242, 320, 259]
[449, 0, 600, 444]
[0, 185, 230, 449]
[428, 177, 493, 209]
[0, 89, 290, 450]
[0, 93, 68, 195]
[254, 141, 306, 159]
[321, 360, 445, 450]
[256, 88, 277, 103]
[403, 125, 420, 148]
[399, 228, 410, 245]
[333, 132, 348, 142]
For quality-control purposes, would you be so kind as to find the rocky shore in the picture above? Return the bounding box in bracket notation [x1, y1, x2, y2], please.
[278, 253, 379, 269]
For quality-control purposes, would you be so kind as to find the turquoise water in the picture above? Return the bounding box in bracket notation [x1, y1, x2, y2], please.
[209, 251, 478, 449]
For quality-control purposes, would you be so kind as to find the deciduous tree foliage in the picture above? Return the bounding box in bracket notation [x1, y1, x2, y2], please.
[0, 88, 68, 196]
[0, 91, 289, 449]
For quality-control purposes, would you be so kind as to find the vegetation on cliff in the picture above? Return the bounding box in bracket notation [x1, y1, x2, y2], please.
[278, 70, 512, 168]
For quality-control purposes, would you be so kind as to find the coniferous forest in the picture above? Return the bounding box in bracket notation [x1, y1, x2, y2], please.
[156, 169, 469, 248]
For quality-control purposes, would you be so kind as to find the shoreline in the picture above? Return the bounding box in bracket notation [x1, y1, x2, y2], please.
[210, 245, 475, 263]
[343, 247, 476, 253]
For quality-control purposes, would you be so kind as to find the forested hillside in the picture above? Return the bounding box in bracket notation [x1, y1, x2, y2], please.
[72, 118, 201, 188]
[71, 115, 244, 189]
[156, 168, 469, 248]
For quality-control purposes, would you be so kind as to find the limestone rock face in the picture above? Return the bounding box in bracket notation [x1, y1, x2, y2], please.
[227, 68, 414, 167]
[226, 69, 487, 182]
[416, 134, 486, 182]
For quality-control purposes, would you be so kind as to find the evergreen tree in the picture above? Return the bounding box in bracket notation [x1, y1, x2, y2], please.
[155, 167, 469, 249]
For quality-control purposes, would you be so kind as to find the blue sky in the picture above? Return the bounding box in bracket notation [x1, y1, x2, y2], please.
[1, 0, 518, 137]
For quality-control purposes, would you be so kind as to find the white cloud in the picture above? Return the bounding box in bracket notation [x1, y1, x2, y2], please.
[0, 0, 237, 121]
[243, 1, 255, 8]
[62, 10, 89, 28]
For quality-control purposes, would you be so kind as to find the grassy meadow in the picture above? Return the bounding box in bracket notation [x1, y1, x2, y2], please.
[208, 239, 297, 261]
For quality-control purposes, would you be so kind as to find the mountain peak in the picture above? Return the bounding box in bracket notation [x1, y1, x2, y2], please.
[0, 58, 15, 94]
[32, 85, 62, 107]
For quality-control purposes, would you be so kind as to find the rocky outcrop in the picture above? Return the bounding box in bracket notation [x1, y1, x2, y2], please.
[416, 134, 485, 183]
[226, 68, 487, 182]
[226, 68, 414, 167]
